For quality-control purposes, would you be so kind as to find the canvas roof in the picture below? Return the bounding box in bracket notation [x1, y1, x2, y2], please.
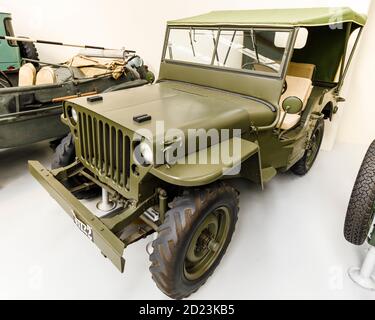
[168, 7, 367, 27]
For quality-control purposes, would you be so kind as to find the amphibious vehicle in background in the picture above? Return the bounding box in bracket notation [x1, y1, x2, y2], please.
[0, 12, 154, 149]
[29, 7, 366, 299]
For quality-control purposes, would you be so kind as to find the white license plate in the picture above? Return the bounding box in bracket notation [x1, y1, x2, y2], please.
[72, 212, 94, 242]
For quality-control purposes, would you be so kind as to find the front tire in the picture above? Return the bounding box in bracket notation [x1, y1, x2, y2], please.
[291, 118, 324, 176]
[149, 182, 239, 299]
[344, 140, 375, 245]
[51, 133, 100, 200]
[51, 133, 75, 169]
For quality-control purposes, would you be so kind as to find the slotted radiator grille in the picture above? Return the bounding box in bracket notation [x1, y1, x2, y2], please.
[78, 112, 131, 189]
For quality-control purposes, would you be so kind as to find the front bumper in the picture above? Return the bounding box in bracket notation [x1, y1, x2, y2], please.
[28, 161, 126, 272]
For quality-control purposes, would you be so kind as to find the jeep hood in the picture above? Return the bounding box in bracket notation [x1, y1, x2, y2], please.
[69, 81, 276, 142]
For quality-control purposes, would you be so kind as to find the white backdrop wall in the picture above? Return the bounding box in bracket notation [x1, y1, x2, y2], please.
[1, 0, 372, 146]
[337, 0, 375, 145]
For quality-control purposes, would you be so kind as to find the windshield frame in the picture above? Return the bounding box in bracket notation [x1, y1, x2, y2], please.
[162, 25, 295, 79]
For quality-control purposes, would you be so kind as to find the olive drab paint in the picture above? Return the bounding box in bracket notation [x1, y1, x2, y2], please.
[28, 7, 367, 299]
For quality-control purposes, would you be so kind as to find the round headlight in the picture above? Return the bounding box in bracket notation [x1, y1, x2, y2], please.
[67, 106, 78, 125]
[139, 141, 153, 165]
[71, 108, 78, 124]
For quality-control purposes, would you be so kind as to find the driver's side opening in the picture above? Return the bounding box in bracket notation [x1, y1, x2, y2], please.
[276, 22, 362, 131]
[277, 62, 315, 130]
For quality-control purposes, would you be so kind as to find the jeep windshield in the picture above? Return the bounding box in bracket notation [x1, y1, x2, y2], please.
[164, 27, 292, 77]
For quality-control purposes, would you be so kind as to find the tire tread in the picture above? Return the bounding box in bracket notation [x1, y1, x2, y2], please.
[344, 140, 375, 245]
[149, 182, 239, 299]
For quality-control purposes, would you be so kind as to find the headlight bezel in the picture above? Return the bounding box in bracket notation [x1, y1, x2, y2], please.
[67, 106, 78, 126]
[138, 140, 154, 166]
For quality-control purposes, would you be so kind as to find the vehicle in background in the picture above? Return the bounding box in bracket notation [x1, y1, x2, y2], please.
[0, 13, 154, 150]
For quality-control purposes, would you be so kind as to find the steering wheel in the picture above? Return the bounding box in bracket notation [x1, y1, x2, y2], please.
[0, 70, 13, 88]
[241, 62, 277, 73]
[282, 80, 288, 95]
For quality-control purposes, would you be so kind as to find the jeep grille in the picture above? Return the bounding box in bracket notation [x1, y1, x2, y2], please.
[77, 111, 131, 190]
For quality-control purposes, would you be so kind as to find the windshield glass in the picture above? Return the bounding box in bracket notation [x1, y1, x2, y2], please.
[165, 27, 292, 77]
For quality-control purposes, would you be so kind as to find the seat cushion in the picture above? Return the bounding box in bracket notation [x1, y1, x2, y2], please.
[36, 67, 57, 85]
[277, 111, 301, 131]
[277, 75, 313, 131]
[287, 62, 316, 80]
[280, 75, 313, 110]
[18, 63, 36, 86]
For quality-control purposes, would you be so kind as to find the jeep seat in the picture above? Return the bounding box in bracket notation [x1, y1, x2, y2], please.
[277, 75, 313, 130]
[36, 66, 57, 85]
[18, 63, 37, 86]
[287, 62, 316, 80]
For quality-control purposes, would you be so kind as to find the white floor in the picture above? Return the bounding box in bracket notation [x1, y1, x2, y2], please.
[0, 140, 375, 300]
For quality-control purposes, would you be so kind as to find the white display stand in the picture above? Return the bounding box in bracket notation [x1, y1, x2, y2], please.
[349, 246, 375, 290]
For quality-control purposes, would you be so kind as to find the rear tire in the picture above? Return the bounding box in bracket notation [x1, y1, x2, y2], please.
[344, 140, 375, 245]
[149, 182, 239, 299]
[291, 118, 324, 176]
[52, 133, 100, 200]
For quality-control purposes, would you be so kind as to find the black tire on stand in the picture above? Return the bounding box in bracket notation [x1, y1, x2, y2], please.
[149, 182, 239, 299]
[344, 140, 375, 245]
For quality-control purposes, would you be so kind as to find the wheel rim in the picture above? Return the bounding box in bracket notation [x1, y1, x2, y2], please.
[305, 125, 323, 170]
[184, 206, 231, 281]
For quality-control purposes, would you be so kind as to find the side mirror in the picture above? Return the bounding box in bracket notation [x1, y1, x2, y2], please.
[282, 96, 303, 114]
[275, 28, 308, 49]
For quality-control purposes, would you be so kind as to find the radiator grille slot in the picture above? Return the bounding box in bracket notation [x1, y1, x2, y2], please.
[78, 111, 131, 189]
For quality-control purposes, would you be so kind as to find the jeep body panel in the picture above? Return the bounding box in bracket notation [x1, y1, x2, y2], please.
[150, 137, 260, 187]
[159, 61, 285, 106]
[67, 81, 276, 133]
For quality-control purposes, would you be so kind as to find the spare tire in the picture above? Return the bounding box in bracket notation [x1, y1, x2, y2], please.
[18, 39, 39, 68]
[344, 140, 375, 245]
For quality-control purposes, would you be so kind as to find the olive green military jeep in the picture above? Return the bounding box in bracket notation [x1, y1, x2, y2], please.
[29, 7, 366, 299]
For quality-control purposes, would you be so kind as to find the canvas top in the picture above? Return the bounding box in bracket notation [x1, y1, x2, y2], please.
[168, 7, 367, 27]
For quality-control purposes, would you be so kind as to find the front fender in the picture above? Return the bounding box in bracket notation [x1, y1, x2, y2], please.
[150, 137, 260, 187]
